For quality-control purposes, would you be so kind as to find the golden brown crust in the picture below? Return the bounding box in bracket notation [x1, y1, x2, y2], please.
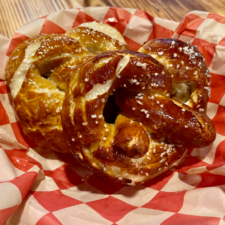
[61, 49, 216, 185]
[66, 26, 128, 53]
[79, 22, 127, 44]
[115, 89, 215, 147]
[6, 24, 128, 153]
[139, 38, 210, 111]
[114, 115, 149, 158]
[6, 34, 88, 153]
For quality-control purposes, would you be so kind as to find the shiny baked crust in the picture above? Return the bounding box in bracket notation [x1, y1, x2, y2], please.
[61, 49, 216, 185]
[66, 26, 128, 54]
[79, 22, 127, 44]
[5, 34, 88, 153]
[139, 38, 211, 111]
[5, 23, 128, 153]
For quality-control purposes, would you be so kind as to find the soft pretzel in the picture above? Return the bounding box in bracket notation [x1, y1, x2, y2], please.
[6, 24, 128, 153]
[61, 49, 216, 185]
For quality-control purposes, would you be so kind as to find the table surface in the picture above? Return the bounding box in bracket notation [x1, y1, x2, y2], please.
[1, 0, 225, 38]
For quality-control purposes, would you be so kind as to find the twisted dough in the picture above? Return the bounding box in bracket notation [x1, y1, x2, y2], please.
[62, 48, 216, 185]
[5, 23, 128, 153]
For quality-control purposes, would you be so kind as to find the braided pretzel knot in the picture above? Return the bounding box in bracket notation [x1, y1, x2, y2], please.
[62, 49, 215, 185]
[5, 26, 127, 153]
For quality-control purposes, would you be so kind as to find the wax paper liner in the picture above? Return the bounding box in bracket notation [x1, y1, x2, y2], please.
[0, 7, 225, 225]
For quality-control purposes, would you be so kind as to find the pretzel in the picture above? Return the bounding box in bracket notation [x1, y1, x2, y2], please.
[61, 49, 216, 185]
[5, 24, 128, 153]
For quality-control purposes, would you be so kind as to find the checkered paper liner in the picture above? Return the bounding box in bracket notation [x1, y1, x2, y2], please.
[0, 7, 225, 225]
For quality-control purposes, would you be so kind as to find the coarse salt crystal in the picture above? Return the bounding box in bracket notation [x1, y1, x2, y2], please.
[136, 62, 147, 70]
[137, 100, 143, 105]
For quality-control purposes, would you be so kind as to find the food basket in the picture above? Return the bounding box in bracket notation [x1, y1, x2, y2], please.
[0, 7, 225, 225]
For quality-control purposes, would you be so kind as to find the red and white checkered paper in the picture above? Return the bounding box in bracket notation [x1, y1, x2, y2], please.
[0, 7, 225, 225]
